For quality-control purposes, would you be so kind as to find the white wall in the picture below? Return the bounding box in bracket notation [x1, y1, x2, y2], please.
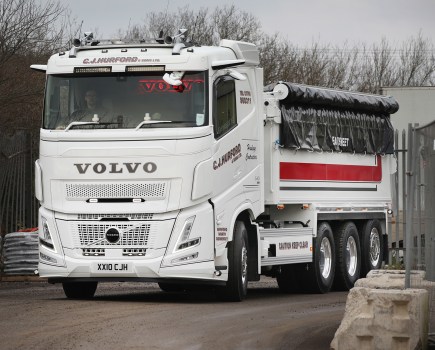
[381, 86, 435, 132]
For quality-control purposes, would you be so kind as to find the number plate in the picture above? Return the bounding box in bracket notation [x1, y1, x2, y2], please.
[91, 262, 131, 273]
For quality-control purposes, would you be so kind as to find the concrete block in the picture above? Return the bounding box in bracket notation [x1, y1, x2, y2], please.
[355, 270, 426, 290]
[331, 274, 429, 350]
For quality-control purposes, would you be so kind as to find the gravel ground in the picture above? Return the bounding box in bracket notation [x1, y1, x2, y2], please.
[0, 277, 347, 350]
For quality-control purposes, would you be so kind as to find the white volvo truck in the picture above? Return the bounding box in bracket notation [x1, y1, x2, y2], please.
[32, 30, 398, 300]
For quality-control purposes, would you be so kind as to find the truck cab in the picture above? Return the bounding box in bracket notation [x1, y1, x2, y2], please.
[35, 31, 264, 300]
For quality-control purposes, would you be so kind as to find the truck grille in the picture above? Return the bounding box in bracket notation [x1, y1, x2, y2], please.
[77, 213, 153, 220]
[74, 223, 152, 247]
[65, 182, 166, 199]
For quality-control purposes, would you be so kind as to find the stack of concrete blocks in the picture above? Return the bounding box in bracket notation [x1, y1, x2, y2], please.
[331, 270, 430, 350]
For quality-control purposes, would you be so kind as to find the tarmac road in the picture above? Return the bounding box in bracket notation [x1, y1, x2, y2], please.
[0, 277, 347, 350]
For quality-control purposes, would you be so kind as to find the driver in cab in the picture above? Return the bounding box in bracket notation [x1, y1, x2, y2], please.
[71, 89, 108, 120]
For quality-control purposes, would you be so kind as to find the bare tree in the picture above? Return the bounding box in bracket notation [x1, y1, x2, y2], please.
[398, 32, 435, 87]
[0, 0, 74, 129]
[120, 5, 262, 46]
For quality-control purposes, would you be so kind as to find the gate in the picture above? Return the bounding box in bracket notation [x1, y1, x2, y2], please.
[0, 130, 39, 235]
[399, 121, 435, 340]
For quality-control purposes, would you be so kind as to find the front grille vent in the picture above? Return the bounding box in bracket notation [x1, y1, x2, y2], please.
[123, 248, 146, 256]
[82, 248, 105, 256]
[77, 213, 153, 220]
[78, 224, 150, 246]
[66, 182, 166, 199]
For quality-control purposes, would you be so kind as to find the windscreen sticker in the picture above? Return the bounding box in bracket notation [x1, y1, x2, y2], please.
[137, 79, 204, 94]
[196, 113, 205, 126]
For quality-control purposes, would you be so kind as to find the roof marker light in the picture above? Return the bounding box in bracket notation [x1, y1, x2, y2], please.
[74, 67, 111, 73]
[126, 65, 165, 72]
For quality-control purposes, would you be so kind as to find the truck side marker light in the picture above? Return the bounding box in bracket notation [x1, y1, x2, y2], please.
[277, 204, 285, 210]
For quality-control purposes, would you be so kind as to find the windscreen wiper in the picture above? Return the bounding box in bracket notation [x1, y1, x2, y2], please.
[64, 121, 119, 131]
[64, 121, 99, 131]
[135, 120, 172, 130]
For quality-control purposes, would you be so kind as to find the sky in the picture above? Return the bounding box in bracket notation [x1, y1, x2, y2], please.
[51, 0, 435, 47]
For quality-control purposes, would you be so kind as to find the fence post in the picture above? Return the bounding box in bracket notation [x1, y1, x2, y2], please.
[405, 124, 418, 288]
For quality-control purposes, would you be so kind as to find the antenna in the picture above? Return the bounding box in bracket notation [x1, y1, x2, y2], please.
[191, 14, 199, 44]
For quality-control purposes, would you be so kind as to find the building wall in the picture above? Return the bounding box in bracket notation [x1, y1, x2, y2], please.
[381, 86, 435, 132]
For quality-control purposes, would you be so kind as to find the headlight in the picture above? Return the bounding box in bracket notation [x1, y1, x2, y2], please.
[40, 217, 55, 250]
[174, 216, 201, 251]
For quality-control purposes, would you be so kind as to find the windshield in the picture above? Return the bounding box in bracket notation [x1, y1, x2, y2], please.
[43, 71, 208, 130]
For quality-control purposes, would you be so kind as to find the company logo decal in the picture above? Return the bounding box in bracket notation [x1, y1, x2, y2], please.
[105, 228, 120, 243]
[137, 79, 204, 94]
[213, 144, 242, 170]
[74, 162, 157, 174]
[82, 57, 161, 64]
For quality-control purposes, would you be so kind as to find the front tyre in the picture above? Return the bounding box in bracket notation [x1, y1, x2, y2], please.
[361, 219, 383, 276]
[62, 281, 98, 299]
[218, 221, 248, 301]
[334, 221, 361, 290]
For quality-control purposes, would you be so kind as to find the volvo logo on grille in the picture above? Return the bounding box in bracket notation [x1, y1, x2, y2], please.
[106, 228, 120, 243]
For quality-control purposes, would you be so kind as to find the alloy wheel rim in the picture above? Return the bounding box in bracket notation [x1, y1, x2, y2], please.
[320, 237, 332, 279]
[346, 236, 357, 276]
[369, 228, 380, 267]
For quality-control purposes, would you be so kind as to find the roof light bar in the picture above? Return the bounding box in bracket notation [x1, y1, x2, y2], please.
[74, 66, 112, 74]
[126, 65, 165, 72]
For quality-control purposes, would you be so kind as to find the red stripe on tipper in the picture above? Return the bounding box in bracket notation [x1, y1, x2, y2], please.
[280, 155, 382, 182]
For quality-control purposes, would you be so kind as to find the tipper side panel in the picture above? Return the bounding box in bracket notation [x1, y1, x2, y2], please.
[264, 82, 398, 205]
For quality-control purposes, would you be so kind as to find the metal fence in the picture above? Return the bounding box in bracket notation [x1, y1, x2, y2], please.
[0, 130, 39, 266]
[402, 121, 435, 338]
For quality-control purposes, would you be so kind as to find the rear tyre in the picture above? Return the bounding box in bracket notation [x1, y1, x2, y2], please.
[334, 221, 361, 290]
[361, 219, 383, 276]
[62, 281, 98, 299]
[290, 222, 335, 294]
[218, 221, 248, 301]
[304, 222, 335, 293]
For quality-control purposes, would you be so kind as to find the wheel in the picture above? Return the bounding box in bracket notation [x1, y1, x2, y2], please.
[311, 222, 335, 293]
[333, 221, 361, 290]
[286, 222, 335, 294]
[62, 281, 98, 299]
[361, 220, 383, 276]
[218, 221, 248, 301]
[158, 282, 185, 292]
[277, 265, 300, 293]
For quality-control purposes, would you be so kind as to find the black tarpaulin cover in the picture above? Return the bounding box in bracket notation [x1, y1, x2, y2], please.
[265, 82, 399, 154]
